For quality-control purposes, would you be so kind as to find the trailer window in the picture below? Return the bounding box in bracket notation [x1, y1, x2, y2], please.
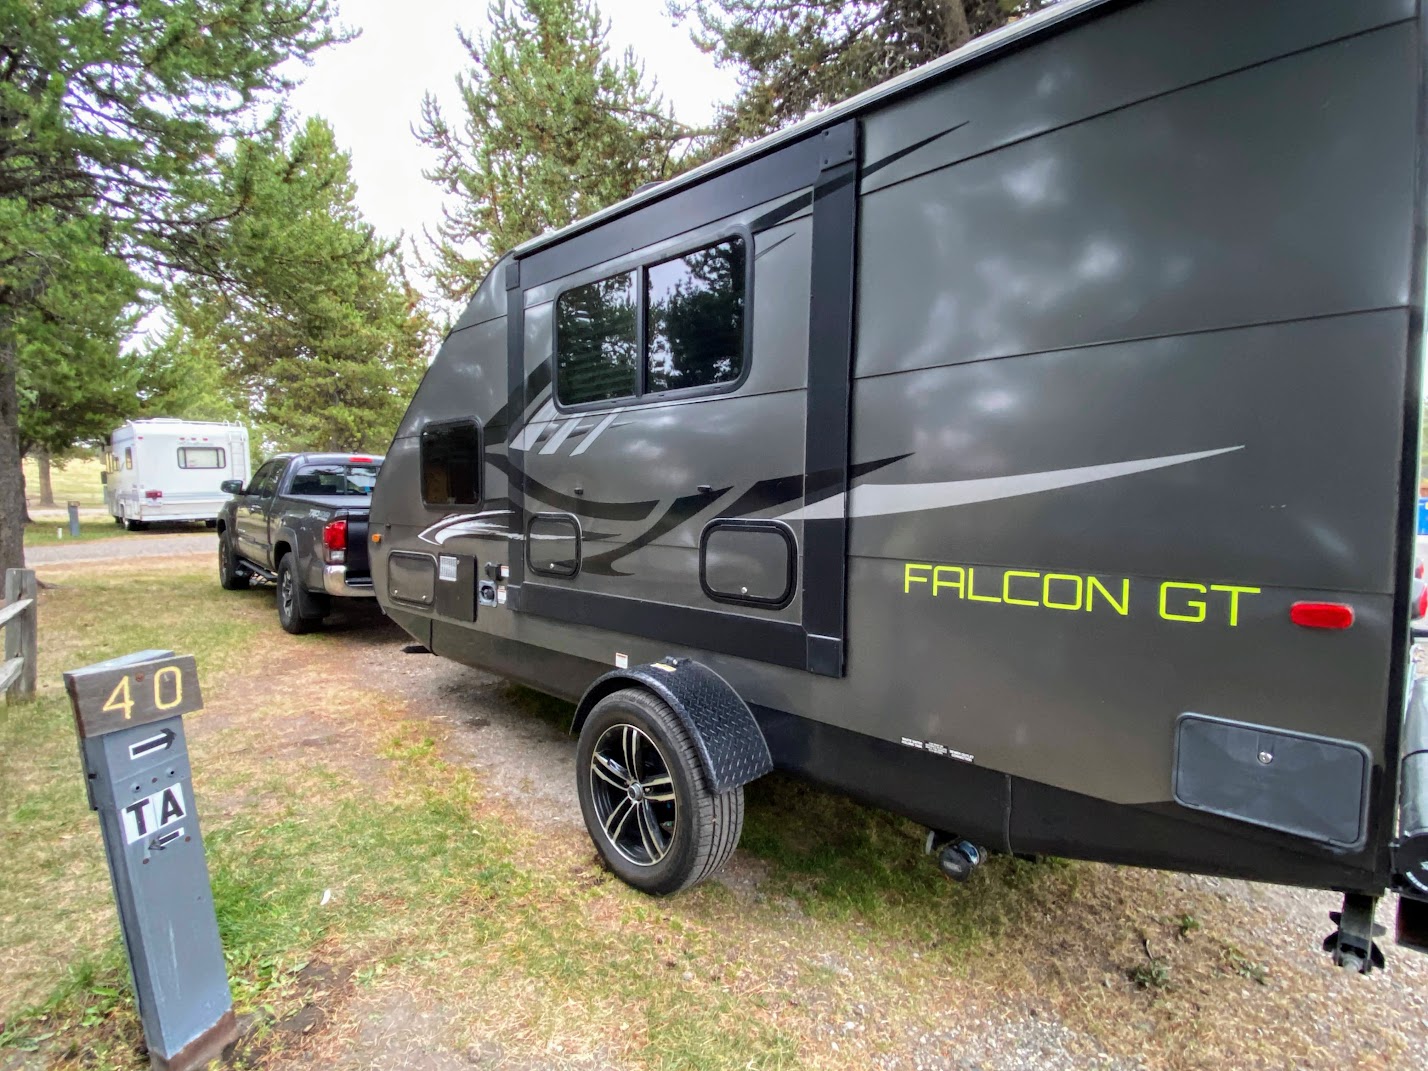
[645, 237, 745, 393]
[177, 446, 226, 470]
[124, 448, 132, 470]
[555, 271, 637, 406]
[421, 420, 482, 507]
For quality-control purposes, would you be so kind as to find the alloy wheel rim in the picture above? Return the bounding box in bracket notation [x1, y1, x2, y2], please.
[589, 723, 677, 867]
[280, 571, 293, 616]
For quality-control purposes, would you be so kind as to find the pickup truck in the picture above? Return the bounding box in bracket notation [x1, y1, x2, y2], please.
[215, 452, 382, 633]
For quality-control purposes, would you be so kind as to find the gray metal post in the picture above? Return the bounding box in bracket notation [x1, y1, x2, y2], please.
[64, 651, 236, 1071]
[68, 500, 81, 538]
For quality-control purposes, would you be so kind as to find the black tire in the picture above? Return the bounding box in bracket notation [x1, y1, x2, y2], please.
[576, 688, 743, 895]
[276, 555, 325, 634]
[218, 531, 249, 591]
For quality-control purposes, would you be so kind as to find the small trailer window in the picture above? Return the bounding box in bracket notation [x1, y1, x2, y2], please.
[124, 448, 132, 470]
[646, 237, 745, 393]
[177, 446, 226, 469]
[421, 420, 482, 507]
[555, 272, 638, 406]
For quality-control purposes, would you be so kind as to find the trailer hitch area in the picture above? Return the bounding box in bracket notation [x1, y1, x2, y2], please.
[925, 830, 984, 883]
[1321, 893, 1385, 974]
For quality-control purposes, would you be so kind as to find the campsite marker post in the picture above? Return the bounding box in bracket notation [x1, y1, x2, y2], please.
[64, 650, 236, 1071]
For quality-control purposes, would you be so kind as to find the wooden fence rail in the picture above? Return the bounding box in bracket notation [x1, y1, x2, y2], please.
[1, 568, 37, 701]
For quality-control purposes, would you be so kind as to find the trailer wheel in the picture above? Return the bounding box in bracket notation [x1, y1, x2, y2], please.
[276, 555, 325, 634]
[217, 532, 249, 591]
[576, 688, 743, 895]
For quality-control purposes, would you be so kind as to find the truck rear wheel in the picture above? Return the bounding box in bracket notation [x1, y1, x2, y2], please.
[576, 688, 743, 895]
[276, 555, 326, 634]
[218, 532, 249, 591]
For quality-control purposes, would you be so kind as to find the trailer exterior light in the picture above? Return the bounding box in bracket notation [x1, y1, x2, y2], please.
[144, 489, 162, 500]
[1289, 602, 1354, 629]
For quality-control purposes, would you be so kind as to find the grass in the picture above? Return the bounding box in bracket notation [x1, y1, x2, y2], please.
[22, 455, 106, 509]
[0, 561, 1421, 1070]
[23, 521, 134, 547]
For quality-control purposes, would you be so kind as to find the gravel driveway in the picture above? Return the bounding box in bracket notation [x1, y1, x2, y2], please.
[25, 531, 216, 565]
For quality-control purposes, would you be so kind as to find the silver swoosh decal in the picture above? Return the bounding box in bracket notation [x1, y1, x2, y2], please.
[778, 446, 1243, 522]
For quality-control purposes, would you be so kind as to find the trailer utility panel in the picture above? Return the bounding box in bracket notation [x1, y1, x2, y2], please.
[370, 0, 1428, 971]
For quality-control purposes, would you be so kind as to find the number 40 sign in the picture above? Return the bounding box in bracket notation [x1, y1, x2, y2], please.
[65, 652, 203, 738]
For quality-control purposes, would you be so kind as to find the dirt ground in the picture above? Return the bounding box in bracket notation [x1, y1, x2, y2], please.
[251, 605, 1428, 1069]
[15, 551, 1428, 1071]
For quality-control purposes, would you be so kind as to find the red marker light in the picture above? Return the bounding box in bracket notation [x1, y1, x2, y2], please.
[1416, 560, 1424, 580]
[349, 456, 373, 463]
[144, 489, 162, 500]
[1289, 602, 1354, 630]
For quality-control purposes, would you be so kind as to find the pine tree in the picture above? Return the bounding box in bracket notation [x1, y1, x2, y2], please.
[669, 0, 1057, 150]
[163, 117, 433, 453]
[0, 0, 344, 572]
[416, 0, 708, 303]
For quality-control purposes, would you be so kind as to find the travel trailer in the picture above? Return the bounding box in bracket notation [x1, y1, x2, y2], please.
[370, 0, 1428, 971]
[104, 419, 250, 529]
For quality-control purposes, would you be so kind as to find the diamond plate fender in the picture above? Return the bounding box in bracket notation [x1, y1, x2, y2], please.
[573, 657, 773, 793]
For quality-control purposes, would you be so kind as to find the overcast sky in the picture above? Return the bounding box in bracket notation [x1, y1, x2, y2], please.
[285, 0, 740, 288]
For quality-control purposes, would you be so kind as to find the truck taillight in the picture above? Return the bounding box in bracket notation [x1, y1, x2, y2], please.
[144, 489, 162, 500]
[323, 519, 347, 564]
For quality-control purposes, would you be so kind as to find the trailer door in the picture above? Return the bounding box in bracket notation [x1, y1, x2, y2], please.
[506, 121, 860, 677]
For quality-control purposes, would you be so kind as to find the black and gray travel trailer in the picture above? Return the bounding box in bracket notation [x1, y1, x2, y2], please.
[371, 0, 1428, 971]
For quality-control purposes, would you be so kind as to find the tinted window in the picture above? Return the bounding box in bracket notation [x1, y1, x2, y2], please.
[646, 238, 745, 393]
[289, 462, 381, 497]
[421, 421, 481, 506]
[555, 271, 637, 406]
[178, 446, 226, 469]
[124, 448, 132, 470]
[528, 513, 580, 577]
[251, 461, 283, 498]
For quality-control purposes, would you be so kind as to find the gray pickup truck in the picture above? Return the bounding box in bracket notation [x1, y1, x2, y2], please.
[215, 452, 382, 633]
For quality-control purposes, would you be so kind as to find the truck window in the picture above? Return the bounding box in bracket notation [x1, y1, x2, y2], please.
[250, 460, 283, 498]
[289, 462, 381, 497]
[555, 271, 637, 406]
[421, 421, 481, 507]
[645, 237, 746, 393]
[178, 446, 226, 469]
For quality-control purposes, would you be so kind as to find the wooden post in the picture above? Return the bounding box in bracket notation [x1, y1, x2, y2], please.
[4, 568, 36, 698]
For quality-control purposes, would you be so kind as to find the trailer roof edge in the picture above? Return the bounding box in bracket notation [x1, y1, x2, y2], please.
[512, 0, 1115, 259]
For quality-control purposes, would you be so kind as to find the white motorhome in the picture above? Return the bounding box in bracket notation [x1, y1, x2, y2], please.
[103, 419, 250, 529]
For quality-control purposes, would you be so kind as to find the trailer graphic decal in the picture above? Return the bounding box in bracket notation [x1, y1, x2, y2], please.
[778, 446, 1243, 522]
[901, 562, 1261, 626]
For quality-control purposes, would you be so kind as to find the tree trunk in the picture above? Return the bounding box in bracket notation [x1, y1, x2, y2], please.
[938, 0, 972, 49]
[35, 448, 54, 506]
[0, 340, 27, 573]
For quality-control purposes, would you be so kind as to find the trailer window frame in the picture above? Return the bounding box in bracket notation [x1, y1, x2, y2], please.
[420, 418, 483, 510]
[550, 225, 754, 413]
[525, 512, 582, 578]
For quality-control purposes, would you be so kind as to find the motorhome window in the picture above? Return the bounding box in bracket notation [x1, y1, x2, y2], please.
[290, 462, 381, 497]
[124, 448, 132, 470]
[421, 421, 481, 506]
[645, 237, 746, 393]
[555, 271, 637, 406]
[177, 446, 226, 470]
